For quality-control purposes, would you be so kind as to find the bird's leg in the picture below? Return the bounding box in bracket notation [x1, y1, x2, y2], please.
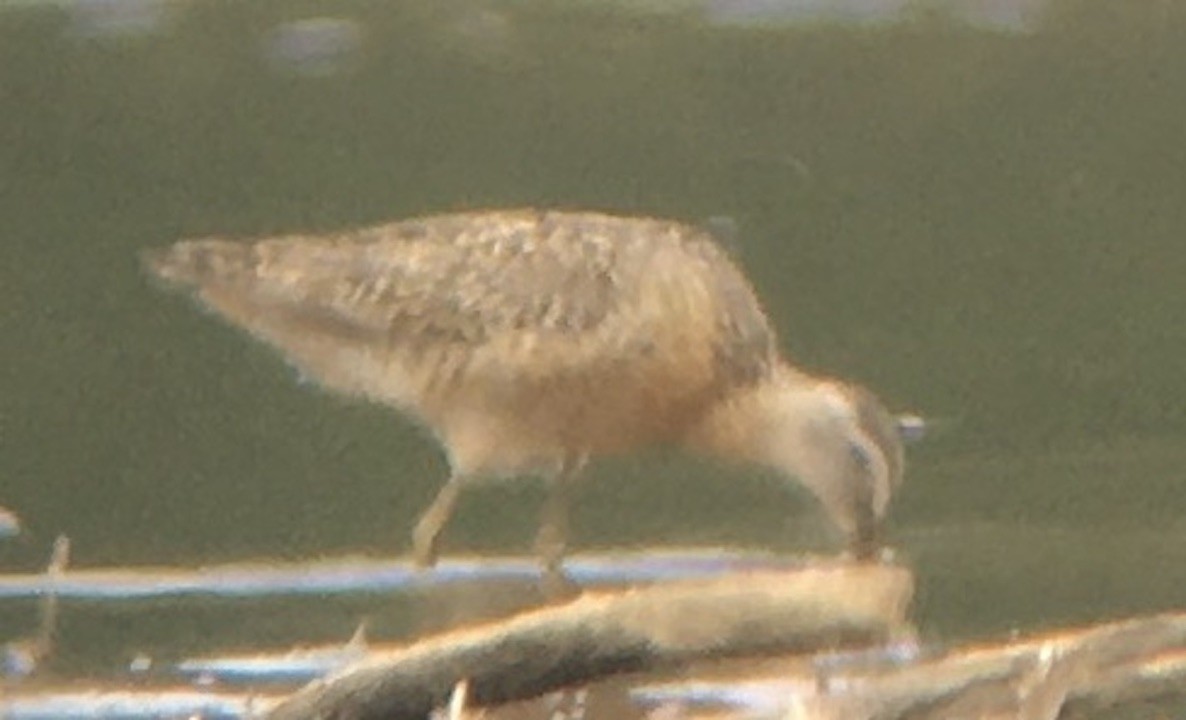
[411, 478, 463, 570]
[535, 456, 585, 598]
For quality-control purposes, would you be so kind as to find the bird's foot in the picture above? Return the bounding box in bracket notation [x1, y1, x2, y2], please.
[540, 566, 581, 602]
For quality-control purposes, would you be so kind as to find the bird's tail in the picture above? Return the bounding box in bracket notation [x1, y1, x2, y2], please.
[140, 239, 255, 291]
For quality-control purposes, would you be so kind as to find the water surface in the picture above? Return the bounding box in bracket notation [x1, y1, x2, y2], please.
[2, 0, 1184, 695]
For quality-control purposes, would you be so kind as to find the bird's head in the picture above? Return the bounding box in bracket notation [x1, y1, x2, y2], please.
[754, 373, 917, 558]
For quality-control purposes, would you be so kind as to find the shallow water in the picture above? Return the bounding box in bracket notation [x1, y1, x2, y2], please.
[2, 0, 1185, 713]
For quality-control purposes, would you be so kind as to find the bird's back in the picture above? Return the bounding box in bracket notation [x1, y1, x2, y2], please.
[144, 209, 780, 475]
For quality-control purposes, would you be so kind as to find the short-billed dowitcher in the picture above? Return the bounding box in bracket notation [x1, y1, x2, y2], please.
[144, 209, 914, 585]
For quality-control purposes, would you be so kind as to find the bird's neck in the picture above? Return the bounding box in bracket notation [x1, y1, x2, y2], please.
[683, 362, 817, 467]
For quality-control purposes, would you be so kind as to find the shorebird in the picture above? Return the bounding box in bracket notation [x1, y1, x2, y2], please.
[143, 209, 914, 585]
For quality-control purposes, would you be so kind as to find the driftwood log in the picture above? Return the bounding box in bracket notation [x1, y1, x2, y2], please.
[858, 611, 1186, 720]
[633, 612, 1186, 720]
[265, 561, 913, 720]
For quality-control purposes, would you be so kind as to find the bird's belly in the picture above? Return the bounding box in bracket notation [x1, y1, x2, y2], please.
[428, 377, 708, 479]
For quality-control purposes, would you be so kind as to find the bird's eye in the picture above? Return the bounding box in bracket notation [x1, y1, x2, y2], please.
[849, 442, 873, 469]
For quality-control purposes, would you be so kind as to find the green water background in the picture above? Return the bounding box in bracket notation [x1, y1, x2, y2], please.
[2, 0, 1185, 671]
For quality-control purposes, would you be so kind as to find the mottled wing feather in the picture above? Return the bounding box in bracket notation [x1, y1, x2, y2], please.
[353, 212, 621, 345]
[148, 210, 779, 407]
[684, 231, 779, 387]
[221, 212, 623, 348]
